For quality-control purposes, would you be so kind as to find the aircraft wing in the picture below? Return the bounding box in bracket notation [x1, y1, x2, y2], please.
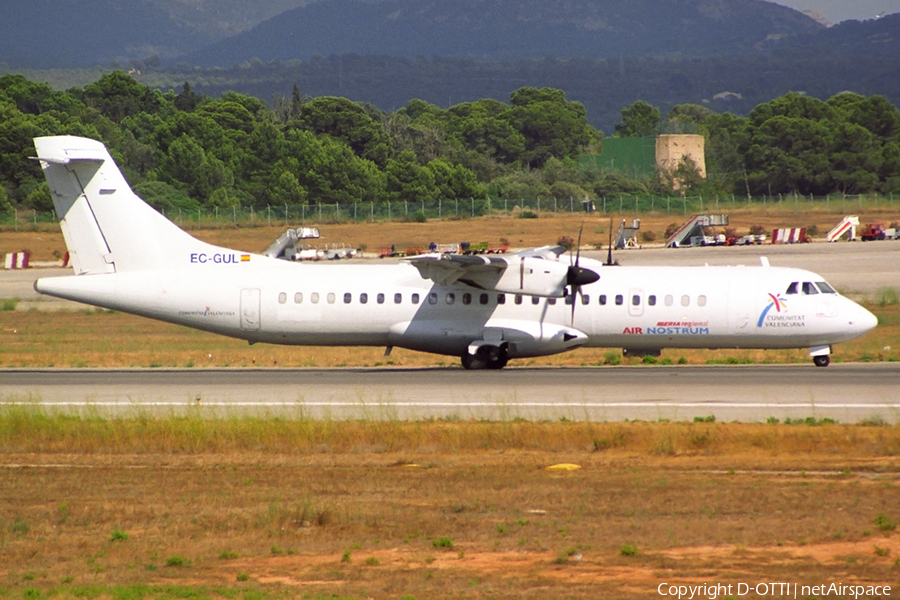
[404, 253, 509, 287]
[404, 246, 591, 297]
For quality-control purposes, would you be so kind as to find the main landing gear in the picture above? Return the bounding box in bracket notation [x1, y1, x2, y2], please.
[461, 345, 509, 370]
[811, 345, 832, 368]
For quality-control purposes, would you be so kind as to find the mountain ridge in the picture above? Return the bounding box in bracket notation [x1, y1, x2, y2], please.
[186, 0, 823, 66]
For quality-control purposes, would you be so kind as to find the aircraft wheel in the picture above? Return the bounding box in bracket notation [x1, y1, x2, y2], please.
[461, 351, 487, 370]
[462, 346, 508, 370]
[813, 355, 830, 368]
[486, 346, 509, 370]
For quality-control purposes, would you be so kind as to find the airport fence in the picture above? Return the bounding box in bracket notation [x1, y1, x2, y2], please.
[1, 193, 898, 230]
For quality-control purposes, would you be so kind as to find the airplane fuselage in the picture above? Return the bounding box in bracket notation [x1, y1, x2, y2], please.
[36, 257, 876, 361]
[31, 135, 878, 370]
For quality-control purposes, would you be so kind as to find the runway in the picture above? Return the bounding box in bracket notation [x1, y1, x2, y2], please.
[2, 364, 898, 423]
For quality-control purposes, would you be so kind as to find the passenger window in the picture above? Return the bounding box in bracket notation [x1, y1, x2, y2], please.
[412, 293, 420, 304]
[615, 294, 624, 306]
[480, 293, 489, 305]
[515, 294, 523, 305]
[802, 282, 819, 295]
[599, 295, 607, 306]
[446, 293, 455, 305]
[428, 292, 438, 305]
[582, 294, 590, 305]
[665, 295, 673, 307]
[327, 293, 336, 304]
[377, 293, 385, 304]
[786, 282, 799, 295]
[816, 282, 837, 294]
[497, 294, 506, 305]
[343, 292, 352, 304]
[698, 295, 707, 307]
[648, 295, 656, 306]
[532, 296, 540, 305]
[294, 292, 303, 304]
[394, 293, 403, 304]
[632, 295, 641, 306]
[278, 292, 287, 304]
[360, 293, 368, 304]
[681, 295, 690, 307]
[462, 293, 472, 305]
[311, 292, 319, 304]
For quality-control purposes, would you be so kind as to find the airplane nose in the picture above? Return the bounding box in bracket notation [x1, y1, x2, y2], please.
[852, 305, 879, 334]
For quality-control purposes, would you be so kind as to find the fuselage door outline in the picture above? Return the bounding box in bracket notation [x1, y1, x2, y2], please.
[240, 288, 261, 331]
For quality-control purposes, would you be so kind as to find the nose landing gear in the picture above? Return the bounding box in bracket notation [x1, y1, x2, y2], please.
[813, 355, 830, 367]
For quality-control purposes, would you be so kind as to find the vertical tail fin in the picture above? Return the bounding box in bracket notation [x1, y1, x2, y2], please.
[34, 136, 200, 274]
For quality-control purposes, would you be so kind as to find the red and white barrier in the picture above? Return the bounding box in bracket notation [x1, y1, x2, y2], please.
[771, 228, 807, 244]
[4, 252, 30, 269]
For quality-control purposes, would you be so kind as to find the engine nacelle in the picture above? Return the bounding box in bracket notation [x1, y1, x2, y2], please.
[462, 256, 571, 298]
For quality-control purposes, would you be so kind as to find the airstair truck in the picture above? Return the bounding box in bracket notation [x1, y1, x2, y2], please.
[827, 216, 859, 242]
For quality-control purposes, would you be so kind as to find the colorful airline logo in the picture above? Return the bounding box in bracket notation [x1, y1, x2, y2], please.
[757, 293, 787, 327]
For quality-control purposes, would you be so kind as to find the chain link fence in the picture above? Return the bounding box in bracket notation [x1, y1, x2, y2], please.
[2, 193, 897, 229]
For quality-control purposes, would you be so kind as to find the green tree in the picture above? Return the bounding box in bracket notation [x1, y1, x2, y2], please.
[27, 182, 53, 212]
[133, 180, 196, 212]
[293, 97, 391, 167]
[507, 87, 595, 168]
[385, 150, 437, 203]
[266, 160, 308, 206]
[81, 71, 164, 122]
[208, 187, 241, 209]
[615, 101, 660, 138]
[173, 81, 204, 112]
[0, 185, 12, 216]
[427, 159, 486, 201]
[743, 115, 833, 195]
[155, 134, 234, 201]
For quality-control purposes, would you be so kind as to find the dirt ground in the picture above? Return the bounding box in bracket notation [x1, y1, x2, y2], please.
[1, 435, 899, 600]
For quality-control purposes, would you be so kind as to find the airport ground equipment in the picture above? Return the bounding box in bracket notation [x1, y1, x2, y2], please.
[665, 215, 729, 248]
[771, 228, 809, 244]
[859, 223, 887, 241]
[614, 219, 642, 249]
[827, 216, 859, 242]
[264, 227, 321, 259]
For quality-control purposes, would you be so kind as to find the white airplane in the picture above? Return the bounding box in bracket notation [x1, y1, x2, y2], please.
[33, 135, 877, 369]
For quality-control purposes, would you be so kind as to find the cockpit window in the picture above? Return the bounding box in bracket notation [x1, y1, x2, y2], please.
[801, 282, 819, 295]
[815, 281, 837, 294]
[786, 282, 799, 295]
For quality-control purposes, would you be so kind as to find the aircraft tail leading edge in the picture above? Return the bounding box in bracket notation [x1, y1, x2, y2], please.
[34, 136, 202, 274]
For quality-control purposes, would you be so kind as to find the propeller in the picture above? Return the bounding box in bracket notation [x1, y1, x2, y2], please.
[566, 223, 599, 324]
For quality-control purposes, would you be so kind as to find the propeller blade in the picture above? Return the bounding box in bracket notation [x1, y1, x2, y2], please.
[575, 222, 584, 267]
[570, 289, 576, 325]
[606, 217, 613, 266]
[568, 222, 591, 325]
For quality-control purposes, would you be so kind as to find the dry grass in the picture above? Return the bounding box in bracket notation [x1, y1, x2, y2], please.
[1, 304, 897, 368]
[0, 415, 899, 599]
